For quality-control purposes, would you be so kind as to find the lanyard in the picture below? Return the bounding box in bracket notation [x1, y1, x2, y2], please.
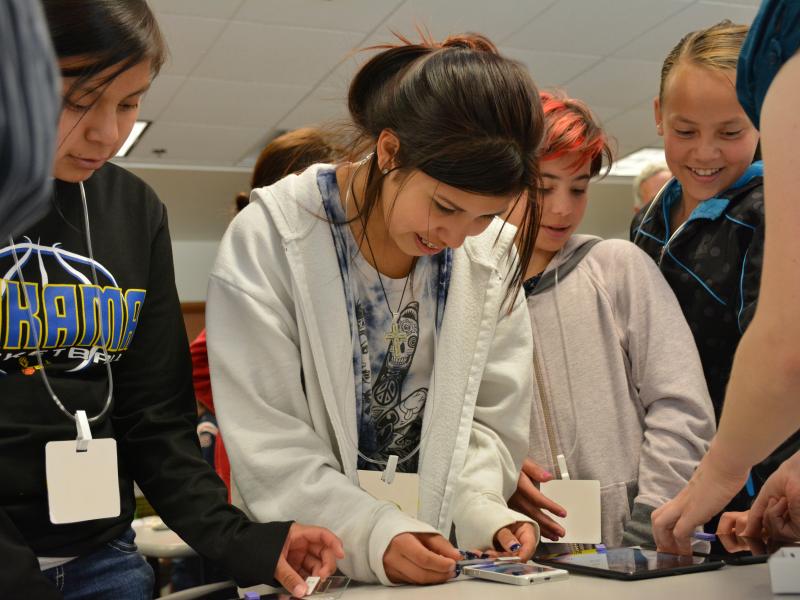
[7, 181, 114, 425]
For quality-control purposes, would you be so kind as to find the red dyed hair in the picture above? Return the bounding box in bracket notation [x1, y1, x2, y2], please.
[539, 90, 613, 177]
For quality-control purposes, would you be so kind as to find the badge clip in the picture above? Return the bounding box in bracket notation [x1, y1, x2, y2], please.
[381, 454, 399, 485]
[75, 410, 92, 453]
[557, 453, 570, 480]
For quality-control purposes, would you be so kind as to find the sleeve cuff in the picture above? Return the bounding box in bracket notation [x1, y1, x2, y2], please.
[453, 494, 538, 550]
[621, 503, 655, 547]
[367, 510, 439, 586]
[221, 520, 294, 587]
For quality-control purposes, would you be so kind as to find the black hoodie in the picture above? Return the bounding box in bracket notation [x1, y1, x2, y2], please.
[0, 163, 290, 598]
[631, 163, 800, 515]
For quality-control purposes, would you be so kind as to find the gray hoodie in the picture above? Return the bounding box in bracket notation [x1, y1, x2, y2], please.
[526, 234, 715, 546]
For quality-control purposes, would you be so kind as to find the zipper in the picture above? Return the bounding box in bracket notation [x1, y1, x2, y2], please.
[531, 342, 562, 478]
[658, 219, 689, 266]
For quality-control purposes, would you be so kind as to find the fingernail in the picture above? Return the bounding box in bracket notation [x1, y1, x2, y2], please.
[510, 542, 521, 552]
[543, 470, 552, 478]
[292, 585, 306, 597]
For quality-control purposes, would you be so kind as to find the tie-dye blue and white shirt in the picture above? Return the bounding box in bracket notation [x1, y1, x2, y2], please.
[318, 167, 451, 473]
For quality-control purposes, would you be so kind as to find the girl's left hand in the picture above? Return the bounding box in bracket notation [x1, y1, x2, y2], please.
[492, 521, 538, 561]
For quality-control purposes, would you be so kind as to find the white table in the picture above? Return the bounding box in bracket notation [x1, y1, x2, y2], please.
[245, 563, 786, 599]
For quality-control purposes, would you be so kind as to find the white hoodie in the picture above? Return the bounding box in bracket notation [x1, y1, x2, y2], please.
[526, 234, 715, 546]
[206, 165, 536, 584]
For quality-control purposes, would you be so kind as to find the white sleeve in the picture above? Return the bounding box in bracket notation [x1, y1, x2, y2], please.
[206, 207, 435, 584]
[451, 287, 538, 548]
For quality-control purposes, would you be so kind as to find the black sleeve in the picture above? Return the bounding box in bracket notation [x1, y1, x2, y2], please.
[111, 204, 291, 587]
[0, 509, 62, 599]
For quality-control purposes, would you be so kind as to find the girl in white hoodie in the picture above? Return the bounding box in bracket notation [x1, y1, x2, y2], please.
[506, 91, 716, 547]
[206, 33, 543, 585]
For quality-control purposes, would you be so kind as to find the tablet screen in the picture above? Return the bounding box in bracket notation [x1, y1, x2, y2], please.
[542, 547, 713, 577]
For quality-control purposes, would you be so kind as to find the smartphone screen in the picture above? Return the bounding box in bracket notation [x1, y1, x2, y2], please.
[473, 563, 558, 575]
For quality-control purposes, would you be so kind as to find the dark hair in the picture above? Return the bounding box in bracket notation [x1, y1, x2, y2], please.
[236, 128, 339, 212]
[346, 32, 544, 302]
[42, 0, 167, 95]
[539, 90, 613, 178]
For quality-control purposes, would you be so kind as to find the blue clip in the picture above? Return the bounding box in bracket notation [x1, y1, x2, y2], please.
[745, 473, 756, 497]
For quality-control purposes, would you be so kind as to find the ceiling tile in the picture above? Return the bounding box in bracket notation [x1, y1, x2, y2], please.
[315, 49, 384, 97]
[588, 105, 622, 122]
[192, 22, 364, 85]
[158, 78, 309, 128]
[234, 0, 404, 33]
[704, 0, 761, 6]
[379, 0, 555, 42]
[278, 87, 350, 130]
[500, 48, 601, 88]
[150, 0, 244, 19]
[139, 75, 186, 121]
[157, 14, 228, 76]
[126, 122, 266, 166]
[504, 0, 691, 56]
[603, 102, 661, 153]
[561, 57, 662, 110]
[614, 2, 758, 61]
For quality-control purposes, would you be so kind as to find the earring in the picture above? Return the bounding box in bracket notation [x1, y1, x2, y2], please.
[381, 167, 389, 175]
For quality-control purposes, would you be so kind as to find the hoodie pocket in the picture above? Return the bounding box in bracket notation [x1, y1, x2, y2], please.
[599, 480, 637, 547]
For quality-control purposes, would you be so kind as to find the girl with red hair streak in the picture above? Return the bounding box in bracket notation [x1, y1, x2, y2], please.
[505, 91, 716, 547]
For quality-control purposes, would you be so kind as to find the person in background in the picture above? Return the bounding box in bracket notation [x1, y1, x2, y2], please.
[651, 0, 800, 553]
[206, 33, 542, 585]
[191, 127, 340, 497]
[631, 20, 799, 529]
[0, 2, 342, 597]
[506, 91, 714, 548]
[0, 0, 60, 238]
[632, 162, 671, 213]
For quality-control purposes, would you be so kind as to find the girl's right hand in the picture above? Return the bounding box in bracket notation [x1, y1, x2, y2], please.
[508, 458, 567, 541]
[383, 532, 460, 584]
[274, 523, 344, 597]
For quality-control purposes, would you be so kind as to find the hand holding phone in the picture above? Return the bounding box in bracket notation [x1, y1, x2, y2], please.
[383, 532, 460, 584]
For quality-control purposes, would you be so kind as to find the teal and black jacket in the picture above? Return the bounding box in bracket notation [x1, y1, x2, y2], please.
[631, 161, 799, 512]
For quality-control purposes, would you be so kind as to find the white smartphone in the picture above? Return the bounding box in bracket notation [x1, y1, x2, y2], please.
[463, 561, 569, 585]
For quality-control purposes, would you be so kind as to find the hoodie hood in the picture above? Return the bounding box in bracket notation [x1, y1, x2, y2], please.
[527, 234, 602, 296]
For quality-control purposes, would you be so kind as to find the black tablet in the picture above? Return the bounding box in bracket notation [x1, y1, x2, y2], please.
[536, 547, 725, 580]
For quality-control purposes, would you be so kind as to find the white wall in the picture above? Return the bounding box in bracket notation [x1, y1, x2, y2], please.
[171, 240, 220, 301]
[138, 169, 636, 302]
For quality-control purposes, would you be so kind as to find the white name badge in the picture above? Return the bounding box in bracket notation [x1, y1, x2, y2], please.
[357, 470, 420, 518]
[45, 438, 121, 524]
[540, 479, 601, 544]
